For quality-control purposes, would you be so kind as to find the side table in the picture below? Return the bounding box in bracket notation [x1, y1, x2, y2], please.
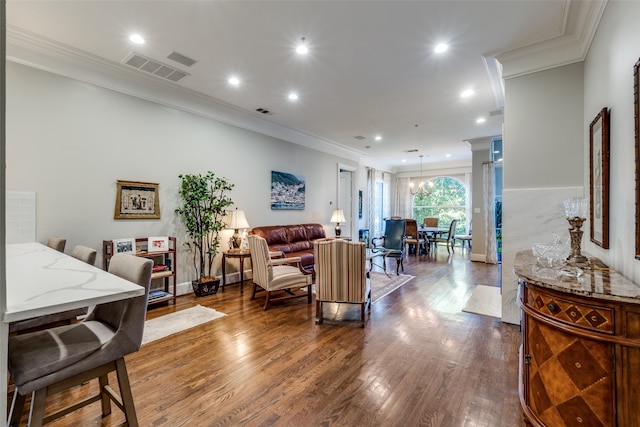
[222, 249, 252, 294]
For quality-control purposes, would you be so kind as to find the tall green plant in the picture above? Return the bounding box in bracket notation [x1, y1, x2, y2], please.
[176, 171, 234, 281]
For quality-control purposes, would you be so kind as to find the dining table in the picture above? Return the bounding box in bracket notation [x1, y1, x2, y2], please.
[4, 242, 145, 323]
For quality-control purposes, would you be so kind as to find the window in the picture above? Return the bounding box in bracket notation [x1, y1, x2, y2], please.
[412, 176, 467, 234]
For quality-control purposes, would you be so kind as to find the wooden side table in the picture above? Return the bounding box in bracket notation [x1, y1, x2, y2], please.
[221, 249, 251, 294]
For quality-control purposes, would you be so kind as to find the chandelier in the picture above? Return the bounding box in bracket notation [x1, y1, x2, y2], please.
[409, 155, 434, 196]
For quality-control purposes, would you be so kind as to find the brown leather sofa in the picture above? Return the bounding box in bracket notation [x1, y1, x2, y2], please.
[249, 223, 326, 274]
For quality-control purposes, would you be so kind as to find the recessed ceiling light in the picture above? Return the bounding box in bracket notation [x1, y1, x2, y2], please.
[434, 43, 448, 53]
[445, 154, 452, 158]
[402, 159, 407, 163]
[476, 117, 486, 124]
[460, 89, 474, 98]
[296, 37, 309, 55]
[129, 34, 145, 45]
[288, 92, 299, 101]
[228, 76, 240, 86]
[374, 135, 382, 141]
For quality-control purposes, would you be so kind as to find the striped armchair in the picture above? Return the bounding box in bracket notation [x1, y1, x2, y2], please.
[248, 235, 312, 310]
[313, 239, 371, 327]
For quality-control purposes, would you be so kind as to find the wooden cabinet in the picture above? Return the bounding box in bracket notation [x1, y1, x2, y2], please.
[515, 251, 640, 427]
[103, 237, 177, 306]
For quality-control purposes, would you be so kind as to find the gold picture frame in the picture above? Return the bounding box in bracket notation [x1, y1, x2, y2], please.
[114, 180, 160, 219]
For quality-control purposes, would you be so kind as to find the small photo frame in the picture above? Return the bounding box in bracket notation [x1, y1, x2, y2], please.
[114, 180, 160, 219]
[113, 238, 135, 254]
[148, 236, 169, 252]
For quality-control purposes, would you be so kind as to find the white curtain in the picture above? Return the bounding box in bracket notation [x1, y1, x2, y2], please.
[394, 177, 412, 218]
[367, 168, 378, 237]
[464, 172, 472, 233]
[383, 172, 391, 221]
[483, 162, 498, 264]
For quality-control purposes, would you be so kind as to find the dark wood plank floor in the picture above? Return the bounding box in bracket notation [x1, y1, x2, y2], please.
[11, 247, 525, 427]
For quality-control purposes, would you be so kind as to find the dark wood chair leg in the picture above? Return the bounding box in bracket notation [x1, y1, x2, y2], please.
[263, 291, 272, 310]
[8, 390, 26, 427]
[307, 284, 312, 304]
[115, 358, 139, 427]
[99, 373, 111, 416]
[316, 300, 323, 324]
[29, 388, 47, 427]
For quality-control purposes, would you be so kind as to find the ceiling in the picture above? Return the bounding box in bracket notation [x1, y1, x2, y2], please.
[5, 1, 606, 172]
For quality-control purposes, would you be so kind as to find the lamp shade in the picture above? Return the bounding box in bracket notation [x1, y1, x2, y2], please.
[330, 209, 346, 223]
[226, 209, 250, 229]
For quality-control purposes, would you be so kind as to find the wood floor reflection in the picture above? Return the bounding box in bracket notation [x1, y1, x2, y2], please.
[12, 247, 525, 427]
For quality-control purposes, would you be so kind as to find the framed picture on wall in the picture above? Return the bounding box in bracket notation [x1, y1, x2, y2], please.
[590, 107, 610, 248]
[635, 58, 640, 258]
[114, 180, 160, 219]
[270, 171, 305, 210]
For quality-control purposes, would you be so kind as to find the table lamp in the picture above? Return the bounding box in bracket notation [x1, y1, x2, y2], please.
[226, 208, 250, 249]
[330, 209, 346, 237]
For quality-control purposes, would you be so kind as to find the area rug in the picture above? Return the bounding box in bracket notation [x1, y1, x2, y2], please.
[370, 271, 415, 303]
[462, 285, 502, 318]
[142, 305, 225, 345]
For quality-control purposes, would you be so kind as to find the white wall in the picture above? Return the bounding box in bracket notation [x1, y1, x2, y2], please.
[501, 62, 585, 324]
[582, 0, 640, 283]
[6, 61, 359, 287]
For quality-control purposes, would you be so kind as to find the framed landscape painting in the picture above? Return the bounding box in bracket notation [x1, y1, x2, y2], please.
[271, 171, 305, 210]
[589, 107, 610, 248]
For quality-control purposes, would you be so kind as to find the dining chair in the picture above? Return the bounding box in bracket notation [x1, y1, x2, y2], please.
[46, 237, 66, 252]
[371, 219, 405, 275]
[314, 239, 371, 327]
[423, 218, 439, 228]
[403, 218, 425, 256]
[454, 224, 472, 252]
[7, 254, 153, 427]
[431, 219, 458, 254]
[70, 244, 98, 266]
[247, 235, 313, 310]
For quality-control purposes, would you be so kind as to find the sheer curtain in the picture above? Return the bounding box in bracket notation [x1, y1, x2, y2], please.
[394, 177, 412, 219]
[367, 168, 378, 236]
[382, 172, 391, 220]
[483, 162, 498, 264]
[464, 172, 472, 233]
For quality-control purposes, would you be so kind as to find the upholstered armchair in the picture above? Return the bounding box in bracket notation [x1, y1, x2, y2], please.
[314, 239, 371, 327]
[248, 235, 313, 310]
[371, 218, 405, 275]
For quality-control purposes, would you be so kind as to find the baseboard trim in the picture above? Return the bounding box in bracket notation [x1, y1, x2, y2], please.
[470, 253, 486, 263]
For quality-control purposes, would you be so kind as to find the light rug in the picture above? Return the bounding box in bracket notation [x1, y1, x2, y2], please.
[142, 305, 225, 345]
[370, 272, 415, 304]
[462, 285, 502, 318]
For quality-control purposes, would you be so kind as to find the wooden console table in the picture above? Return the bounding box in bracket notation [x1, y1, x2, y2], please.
[514, 250, 640, 427]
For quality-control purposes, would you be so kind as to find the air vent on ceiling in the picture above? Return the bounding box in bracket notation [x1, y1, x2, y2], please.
[490, 109, 504, 117]
[354, 135, 366, 140]
[256, 108, 273, 115]
[124, 52, 189, 83]
[404, 149, 419, 153]
[167, 51, 197, 67]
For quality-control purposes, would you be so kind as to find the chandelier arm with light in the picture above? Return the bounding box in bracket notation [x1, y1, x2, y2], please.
[409, 155, 433, 196]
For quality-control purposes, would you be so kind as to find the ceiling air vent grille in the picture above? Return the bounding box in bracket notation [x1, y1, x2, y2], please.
[124, 52, 190, 83]
[256, 108, 273, 115]
[404, 149, 419, 153]
[167, 51, 197, 67]
[354, 135, 366, 140]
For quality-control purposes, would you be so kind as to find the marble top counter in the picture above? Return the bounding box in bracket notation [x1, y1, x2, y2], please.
[4, 242, 145, 323]
[513, 250, 640, 304]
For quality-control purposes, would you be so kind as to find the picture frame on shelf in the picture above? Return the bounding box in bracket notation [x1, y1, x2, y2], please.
[113, 238, 135, 254]
[148, 236, 169, 252]
[114, 180, 160, 219]
[589, 107, 610, 249]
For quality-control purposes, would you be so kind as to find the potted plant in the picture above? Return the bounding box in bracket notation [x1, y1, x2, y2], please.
[176, 171, 234, 296]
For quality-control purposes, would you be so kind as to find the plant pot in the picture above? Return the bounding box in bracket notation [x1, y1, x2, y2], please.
[192, 278, 220, 297]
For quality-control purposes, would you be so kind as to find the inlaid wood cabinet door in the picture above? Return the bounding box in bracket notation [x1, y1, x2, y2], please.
[523, 315, 615, 427]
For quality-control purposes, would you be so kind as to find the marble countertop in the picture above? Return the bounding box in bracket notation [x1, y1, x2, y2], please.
[4, 242, 145, 323]
[514, 250, 640, 304]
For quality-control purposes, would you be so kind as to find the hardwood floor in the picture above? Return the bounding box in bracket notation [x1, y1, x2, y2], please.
[10, 248, 525, 427]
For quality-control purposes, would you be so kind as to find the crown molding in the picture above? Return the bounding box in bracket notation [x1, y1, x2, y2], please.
[494, 0, 607, 79]
[6, 26, 372, 165]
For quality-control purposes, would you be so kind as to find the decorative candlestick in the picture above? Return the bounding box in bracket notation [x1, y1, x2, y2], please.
[563, 198, 590, 268]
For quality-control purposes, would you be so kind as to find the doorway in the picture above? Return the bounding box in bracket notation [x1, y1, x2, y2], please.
[338, 164, 355, 239]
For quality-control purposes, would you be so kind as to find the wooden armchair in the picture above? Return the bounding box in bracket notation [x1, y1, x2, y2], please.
[248, 235, 312, 310]
[314, 239, 371, 327]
